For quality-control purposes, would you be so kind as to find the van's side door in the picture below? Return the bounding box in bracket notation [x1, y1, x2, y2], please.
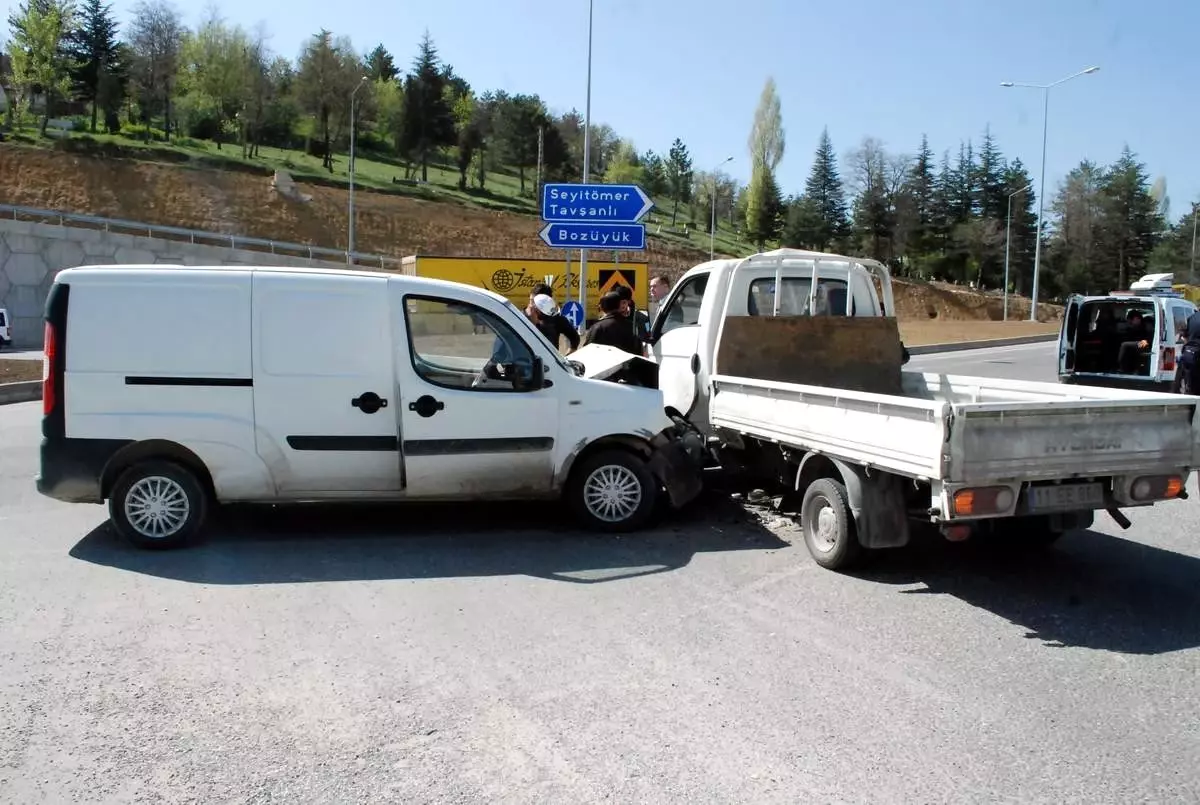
[649, 271, 710, 418]
[252, 271, 402, 494]
[393, 288, 559, 498]
[1058, 295, 1083, 378]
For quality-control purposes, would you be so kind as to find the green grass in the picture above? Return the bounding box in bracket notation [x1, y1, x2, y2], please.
[9, 124, 752, 258]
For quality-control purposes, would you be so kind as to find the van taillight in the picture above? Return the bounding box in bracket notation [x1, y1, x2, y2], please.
[43, 321, 57, 416]
[1163, 347, 1175, 372]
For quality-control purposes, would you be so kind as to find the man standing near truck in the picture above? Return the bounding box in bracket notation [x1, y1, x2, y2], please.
[1174, 308, 1200, 394]
[583, 291, 644, 355]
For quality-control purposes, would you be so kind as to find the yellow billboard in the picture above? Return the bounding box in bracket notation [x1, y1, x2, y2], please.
[401, 255, 649, 312]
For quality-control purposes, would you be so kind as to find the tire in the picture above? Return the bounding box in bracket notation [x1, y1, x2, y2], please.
[800, 478, 862, 571]
[568, 449, 658, 533]
[108, 460, 210, 549]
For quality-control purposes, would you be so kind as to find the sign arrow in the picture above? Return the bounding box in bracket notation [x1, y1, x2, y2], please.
[539, 222, 646, 251]
[540, 183, 655, 224]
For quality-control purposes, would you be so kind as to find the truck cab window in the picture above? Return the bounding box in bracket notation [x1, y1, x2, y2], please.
[748, 277, 850, 316]
[405, 297, 537, 392]
[656, 274, 708, 337]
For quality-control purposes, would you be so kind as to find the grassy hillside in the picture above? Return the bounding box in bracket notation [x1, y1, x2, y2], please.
[0, 133, 1062, 324]
[4, 127, 747, 260]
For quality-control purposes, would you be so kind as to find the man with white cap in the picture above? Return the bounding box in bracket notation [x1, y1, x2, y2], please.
[526, 284, 580, 354]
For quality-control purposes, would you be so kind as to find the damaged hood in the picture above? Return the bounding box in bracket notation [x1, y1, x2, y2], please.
[569, 344, 660, 386]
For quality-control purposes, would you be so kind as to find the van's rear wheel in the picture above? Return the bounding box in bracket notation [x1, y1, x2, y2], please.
[568, 449, 658, 533]
[109, 460, 209, 549]
[801, 478, 862, 571]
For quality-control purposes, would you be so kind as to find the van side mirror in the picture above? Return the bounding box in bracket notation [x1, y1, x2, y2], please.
[509, 358, 546, 392]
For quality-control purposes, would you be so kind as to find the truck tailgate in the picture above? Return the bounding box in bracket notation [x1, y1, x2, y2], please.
[911, 373, 1200, 482]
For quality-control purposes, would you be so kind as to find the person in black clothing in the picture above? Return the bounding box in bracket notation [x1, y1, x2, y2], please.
[526, 286, 580, 354]
[583, 291, 644, 355]
[1117, 310, 1154, 374]
[613, 283, 650, 347]
[1173, 308, 1200, 394]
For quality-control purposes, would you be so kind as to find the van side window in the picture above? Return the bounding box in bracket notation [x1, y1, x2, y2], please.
[656, 274, 708, 336]
[1172, 304, 1192, 340]
[404, 296, 536, 392]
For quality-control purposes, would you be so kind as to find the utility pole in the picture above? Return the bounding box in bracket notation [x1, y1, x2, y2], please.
[578, 0, 594, 324]
[347, 75, 368, 264]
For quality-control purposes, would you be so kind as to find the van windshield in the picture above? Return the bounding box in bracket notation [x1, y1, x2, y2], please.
[501, 299, 572, 370]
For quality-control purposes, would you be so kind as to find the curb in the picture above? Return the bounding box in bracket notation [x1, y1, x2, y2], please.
[0, 381, 42, 405]
[907, 333, 1057, 356]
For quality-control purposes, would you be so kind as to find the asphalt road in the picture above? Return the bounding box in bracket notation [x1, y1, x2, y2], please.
[908, 340, 1059, 382]
[4, 344, 1200, 803]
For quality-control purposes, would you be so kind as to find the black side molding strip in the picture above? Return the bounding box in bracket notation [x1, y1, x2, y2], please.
[125, 376, 254, 387]
[287, 436, 400, 452]
[403, 437, 554, 456]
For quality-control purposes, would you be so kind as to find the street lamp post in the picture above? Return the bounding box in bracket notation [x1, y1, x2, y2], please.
[710, 156, 733, 260]
[347, 75, 368, 264]
[1001, 65, 1099, 320]
[1004, 182, 1033, 321]
[578, 0, 594, 322]
[1191, 203, 1198, 284]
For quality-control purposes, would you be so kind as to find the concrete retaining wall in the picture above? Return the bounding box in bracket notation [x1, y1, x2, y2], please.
[0, 218, 352, 347]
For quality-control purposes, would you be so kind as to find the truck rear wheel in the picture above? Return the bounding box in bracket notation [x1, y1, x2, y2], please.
[801, 478, 861, 570]
[568, 449, 658, 533]
[108, 460, 210, 550]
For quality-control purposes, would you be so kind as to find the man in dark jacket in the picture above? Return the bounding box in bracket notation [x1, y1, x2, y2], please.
[527, 285, 580, 354]
[1173, 308, 1200, 394]
[583, 291, 644, 355]
[614, 283, 650, 346]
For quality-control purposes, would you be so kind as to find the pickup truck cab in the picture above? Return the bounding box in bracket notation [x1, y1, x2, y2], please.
[649, 250, 892, 431]
[36, 265, 703, 548]
[1059, 287, 1198, 392]
[649, 249, 1199, 571]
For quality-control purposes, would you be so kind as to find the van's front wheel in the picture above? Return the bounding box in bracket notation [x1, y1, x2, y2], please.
[569, 449, 658, 533]
[109, 460, 209, 549]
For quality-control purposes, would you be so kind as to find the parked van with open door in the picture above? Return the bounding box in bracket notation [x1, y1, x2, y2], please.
[0, 307, 11, 348]
[1058, 289, 1197, 392]
[36, 265, 704, 548]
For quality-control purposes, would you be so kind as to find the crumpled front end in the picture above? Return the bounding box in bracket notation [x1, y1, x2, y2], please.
[647, 412, 706, 509]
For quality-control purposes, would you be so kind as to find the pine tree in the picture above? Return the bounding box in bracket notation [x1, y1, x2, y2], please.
[802, 127, 850, 250]
[904, 134, 936, 260]
[665, 138, 693, 227]
[63, 0, 123, 132]
[399, 31, 455, 182]
[975, 125, 1007, 222]
[366, 44, 398, 82]
[1002, 158, 1038, 295]
[1100, 146, 1163, 290]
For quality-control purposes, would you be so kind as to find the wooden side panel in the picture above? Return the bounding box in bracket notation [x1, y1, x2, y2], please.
[715, 315, 905, 396]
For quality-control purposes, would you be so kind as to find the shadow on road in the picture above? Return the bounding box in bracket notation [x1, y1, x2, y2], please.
[69, 498, 789, 586]
[855, 528, 1200, 655]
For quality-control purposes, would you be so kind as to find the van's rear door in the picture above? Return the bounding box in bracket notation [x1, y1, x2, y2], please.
[1058, 295, 1083, 378]
[251, 271, 401, 494]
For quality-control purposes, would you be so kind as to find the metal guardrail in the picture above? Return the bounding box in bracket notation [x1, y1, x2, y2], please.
[0, 203, 407, 270]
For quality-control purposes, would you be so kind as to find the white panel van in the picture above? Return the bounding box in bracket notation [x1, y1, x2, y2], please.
[36, 265, 704, 547]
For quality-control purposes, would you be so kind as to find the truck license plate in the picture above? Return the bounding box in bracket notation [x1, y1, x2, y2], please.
[1028, 483, 1104, 512]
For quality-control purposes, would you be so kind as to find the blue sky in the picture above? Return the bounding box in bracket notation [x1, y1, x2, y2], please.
[12, 0, 1199, 220]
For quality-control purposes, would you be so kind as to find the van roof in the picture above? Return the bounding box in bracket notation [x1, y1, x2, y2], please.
[52, 263, 513, 304]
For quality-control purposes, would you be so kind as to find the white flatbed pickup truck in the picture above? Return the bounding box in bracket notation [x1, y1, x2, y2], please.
[645, 249, 1200, 570]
